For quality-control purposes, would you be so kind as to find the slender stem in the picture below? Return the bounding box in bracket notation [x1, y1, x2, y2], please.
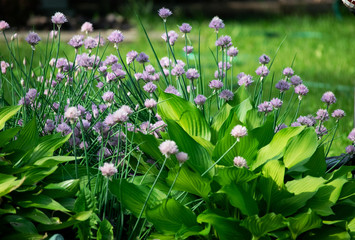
[325, 121, 339, 158]
[166, 166, 182, 198]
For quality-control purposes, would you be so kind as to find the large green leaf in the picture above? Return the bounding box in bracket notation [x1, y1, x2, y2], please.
[240, 213, 287, 238]
[4, 214, 38, 234]
[303, 145, 327, 177]
[146, 198, 198, 234]
[221, 182, 259, 216]
[197, 210, 251, 240]
[44, 179, 80, 198]
[16, 194, 70, 212]
[214, 166, 258, 186]
[286, 176, 326, 195]
[302, 226, 351, 240]
[21, 208, 54, 225]
[37, 211, 92, 231]
[0, 105, 22, 130]
[33, 156, 77, 167]
[108, 178, 166, 218]
[211, 103, 233, 144]
[166, 165, 211, 198]
[158, 91, 211, 141]
[0, 173, 25, 197]
[283, 128, 318, 171]
[234, 98, 253, 124]
[228, 85, 250, 107]
[22, 166, 58, 185]
[166, 119, 214, 178]
[97, 219, 114, 240]
[288, 209, 322, 239]
[262, 159, 285, 188]
[252, 126, 305, 170]
[0, 127, 20, 147]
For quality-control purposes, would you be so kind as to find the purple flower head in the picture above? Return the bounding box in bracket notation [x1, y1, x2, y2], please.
[186, 68, 200, 80]
[237, 72, 246, 80]
[290, 75, 302, 86]
[0, 20, 10, 31]
[165, 85, 181, 96]
[218, 62, 231, 71]
[275, 124, 288, 133]
[259, 54, 270, 64]
[194, 95, 207, 106]
[136, 52, 150, 64]
[50, 30, 58, 39]
[176, 152, 189, 165]
[144, 98, 157, 109]
[275, 80, 290, 92]
[176, 60, 185, 68]
[104, 54, 118, 66]
[26, 88, 38, 102]
[102, 91, 114, 103]
[77, 53, 98, 68]
[238, 74, 254, 87]
[216, 35, 232, 48]
[227, 46, 239, 57]
[291, 122, 302, 127]
[126, 50, 138, 65]
[44, 119, 55, 133]
[95, 35, 105, 46]
[161, 30, 179, 46]
[346, 145, 355, 155]
[209, 80, 223, 90]
[315, 109, 329, 121]
[112, 62, 123, 71]
[315, 125, 328, 137]
[106, 73, 117, 83]
[81, 22, 93, 33]
[331, 109, 345, 120]
[68, 35, 84, 49]
[107, 30, 124, 46]
[159, 140, 178, 158]
[283, 67, 294, 77]
[321, 91, 336, 105]
[99, 104, 108, 113]
[183, 46, 194, 54]
[145, 65, 156, 74]
[158, 7, 172, 20]
[84, 36, 98, 49]
[179, 23, 192, 33]
[255, 65, 269, 77]
[171, 65, 185, 76]
[214, 70, 225, 79]
[219, 90, 234, 101]
[231, 125, 248, 141]
[160, 57, 171, 68]
[1, 61, 9, 74]
[233, 156, 248, 168]
[258, 101, 273, 113]
[56, 58, 69, 70]
[270, 98, 283, 109]
[348, 129, 355, 142]
[26, 32, 41, 47]
[297, 115, 316, 127]
[294, 84, 309, 96]
[143, 82, 157, 93]
[209, 16, 225, 32]
[57, 122, 72, 135]
[51, 12, 67, 26]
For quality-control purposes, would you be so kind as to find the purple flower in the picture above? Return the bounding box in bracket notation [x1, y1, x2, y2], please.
[102, 91, 114, 103]
[227, 46, 239, 57]
[143, 82, 157, 93]
[65, 106, 80, 124]
[231, 125, 247, 141]
[145, 99, 157, 109]
[161, 30, 179, 46]
[255, 65, 269, 77]
[321, 91, 336, 105]
[171, 65, 185, 76]
[126, 50, 138, 65]
[145, 65, 156, 74]
[294, 84, 309, 96]
[194, 95, 207, 105]
[283, 67, 294, 77]
[84, 37, 98, 49]
[331, 109, 345, 120]
[1, 61, 9, 74]
[219, 90, 234, 101]
[44, 119, 55, 133]
[77, 53, 98, 68]
[297, 115, 316, 127]
[233, 156, 248, 168]
[258, 101, 273, 113]
[136, 52, 149, 64]
[56, 58, 69, 70]
[270, 98, 283, 109]
[160, 57, 171, 68]
[346, 145, 355, 155]
[186, 68, 200, 80]
[238, 74, 254, 87]
[290, 75, 302, 86]
[81, 22, 93, 33]
[176, 152, 189, 165]
[259, 54, 270, 64]
[214, 70, 225, 79]
[179, 23, 192, 33]
[158, 7, 172, 20]
[0, 20, 10, 31]
[107, 30, 124, 47]
[51, 12, 67, 26]
[275, 124, 288, 133]
[209, 80, 223, 90]
[216, 35, 232, 48]
[57, 122, 72, 135]
[104, 54, 118, 66]
[26, 32, 41, 48]
[275, 80, 290, 92]
[50, 30, 58, 39]
[95, 35, 105, 46]
[165, 85, 181, 96]
[315, 109, 329, 121]
[291, 122, 302, 127]
[348, 129, 355, 142]
[159, 140, 178, 157]
[218, 62, 231, 71]
[183, 46, 194, 54]
[315, 125, 328, 137]
[26, 88, 38, 102]
[68, 35, 84, 49]
[209, 16, 225, 32]
[99, 162, 117, 177]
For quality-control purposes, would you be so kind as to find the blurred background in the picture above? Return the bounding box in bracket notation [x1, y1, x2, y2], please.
[0, 0, 354, 155]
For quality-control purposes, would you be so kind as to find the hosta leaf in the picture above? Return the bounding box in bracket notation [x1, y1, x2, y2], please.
[33, 156, 77, 167]
[0, 173, 25, 197]
[37, 211, 92, 231]
[44, 179, 80, 198]
[234, 98, 253, 124]
[302, 226, 351, 240]
[211, 103, 233, 144]
[0, 126, 20, 147]
[146, 198, 198, 234]
[262, 159, 285, 188]
[252, 126, 305, 170]
[158, 91, 211, 141]
[221, 182, 258, 216]
[283, 128, 318, 171]
[214, 166, 258, 186]
[108, 178, 166, 218]
[339, 181, 355, 200]
[197, 210, 251, 240]
[325, 165, 355, 181]
[0, 105, 21, 130]
[16, 194, 70, 212]
[21, 166, 58, 185]
[286, 176, 326, 195]
[97, 219, 114, 240]
[0, 204, 16, 215]
[240, 213, 287, 238]
[288, 209, 322, 239]
[4, 214, 38, 234]
[21, 208, 53, 225]
[166, 165, 211, 198]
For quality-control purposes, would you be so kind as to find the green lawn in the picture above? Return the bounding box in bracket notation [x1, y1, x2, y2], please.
[0, 13, 354, 155]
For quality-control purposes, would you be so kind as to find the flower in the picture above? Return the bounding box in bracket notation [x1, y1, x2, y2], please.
[50, 30, 58, 39]
[231, 125, 247, 141]
[145, 98, 157, 109]
[164, 85, 181, 96]
[84, 37, 98, 49]
[209, 16, 225, 32]
[0, 20, 10, 31]
[186, 68, 200, 80]
[297, 115, 316, 127]
[315, 109, 329, 121]
[1, 61, 9, 74]
[176, 152, 189, 165]
[219, 90, 234, 101]
[194, 95, 207, 106]
[102, 91, 114, 103]
[321, 91, 336, 105]
[294, 84, 309, 96]
[275, 124, 288, 133]
[183, 46, 194, 54]
[348, 129, 355, 142]
[26, 32, 41, 49]
[283, 67, 294, 77]
[209, 80, 223, 90]
[275, 79, 290, 92]
[64, 107, 80, 124]
[346, 145, 355, 155]
[158, 7, 172, 20]
[331, 109, 345, 120]
[233, 156, 248, 168]
[259, 54, 270, 64]
[107, 30, 124, 47]
[143, 82, 157, 93]
[161, 30, 179, 46]
[104, 54, 118, 66]
[315, 125, 328, 137]
[270, 98, 283, 109]
[159, 140, 179, 157]
[227, 47, 239, 57]
[179, 23, 192, 33]
[51, 12, 67, 26]
[216, 35, 232, 48]
[171, 65, 185, 76]
[255, 65, 269, 77]
[238, 74, 254, 87]
[258, 101, 273, 113]
[81, 22, 93, 33]
[126, 50, 138, 65]
[112, 105, 132, 124]
[136, 52, 150, 64]
[68, 35, 84, 49]
[290, 75, 302, 86]
[99, 162, 117, 177]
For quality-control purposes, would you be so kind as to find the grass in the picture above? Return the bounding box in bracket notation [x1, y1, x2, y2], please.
[0, 13, 354, 155]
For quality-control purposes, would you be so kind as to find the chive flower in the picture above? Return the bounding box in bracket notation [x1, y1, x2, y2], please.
[321, 91, 336, 105]
[0, 20, 10, 31]
[51, 12, 68, 27]
[194, 95, 207, 106]
[348, 129, 355, 142]
[219, 90, 234, 101]
[259, 54, 270, 64]
[290, 75, 302, 86]
[159, 140, 179, 158]
[233, 156, 248, 168]
[99, 162, 117, 177]
[209, 16, 225, 32]
[81, 22, 93, 34]
[158, 7, 172, 21]
[231, 125, 247, 141]
[26, 32, 41, 50]
[283, 67, 294, 77]
[179, 23, 192, 33]
[176, 152, 189, 165]
[331, 109, 345, 120]
[209, 80, 223, 90]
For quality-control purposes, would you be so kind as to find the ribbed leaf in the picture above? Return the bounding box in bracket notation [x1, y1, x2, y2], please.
[211, 103, 232, 144]
[0, 105, 21, 130]
[16, 194, 70, 212]
[37, 211, 92, 231]
[21, 208, 54, 225]
[44, 179, 80, 198]
[288, 209, 322, 239]
[0, 173, 25, 197]
[228, 85, 250, 107]
[4, 214, 38, 233]
[214, 166, 258, 186]
[0, 127, 20, 147]
[303, 145, 327, 177]
[97, 219, 114, 240]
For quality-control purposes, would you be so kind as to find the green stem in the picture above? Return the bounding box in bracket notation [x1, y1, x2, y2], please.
[166, 166, 182, 198]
